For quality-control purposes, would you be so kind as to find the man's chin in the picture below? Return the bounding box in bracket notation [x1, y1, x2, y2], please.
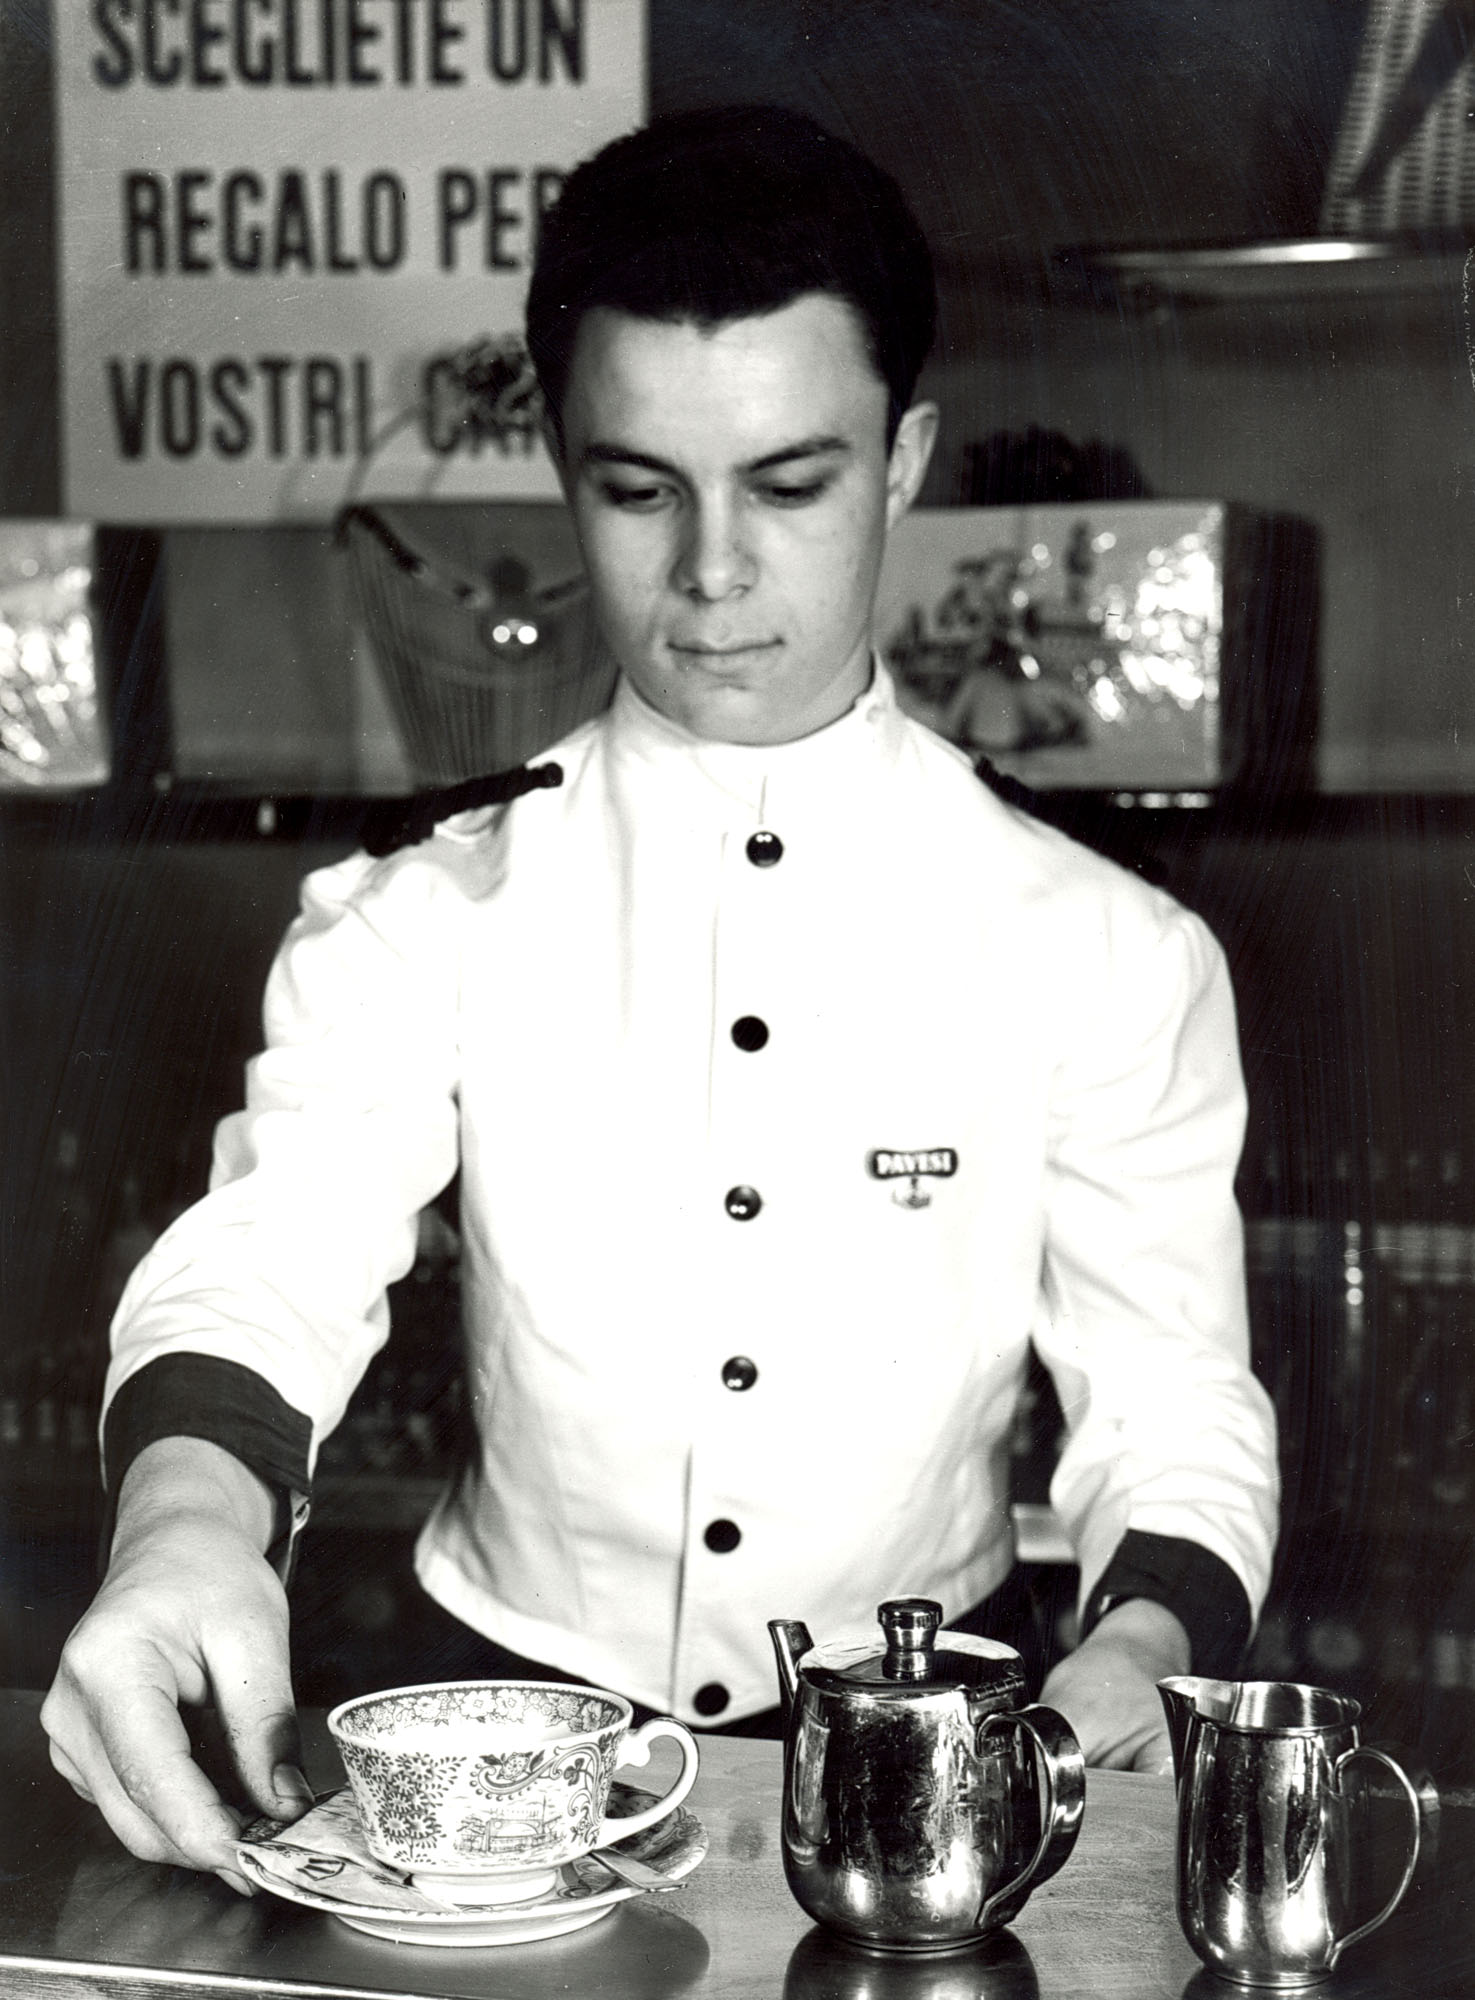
[626, 654, 868, 745]
[642, 674, 774, 743]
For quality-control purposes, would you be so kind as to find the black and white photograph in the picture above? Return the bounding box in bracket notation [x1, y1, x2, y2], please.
[1, 4, 1472, 1993]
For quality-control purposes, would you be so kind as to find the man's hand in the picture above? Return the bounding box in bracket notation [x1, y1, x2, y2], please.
[40, 1438, 311, 1894]
[1039, 1597, 1190, 1773]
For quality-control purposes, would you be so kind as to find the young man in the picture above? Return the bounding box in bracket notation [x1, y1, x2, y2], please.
[43, 107, 1278, 1892]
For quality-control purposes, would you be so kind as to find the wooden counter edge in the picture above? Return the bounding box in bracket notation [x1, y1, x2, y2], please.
[0, 1954, 470, 2000]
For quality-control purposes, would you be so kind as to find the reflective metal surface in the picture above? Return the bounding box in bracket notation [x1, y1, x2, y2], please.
[784, 1922, 1040, 2000]
[771, 1600, 1085, 1952]
[1159, 1677, 1424, 1987]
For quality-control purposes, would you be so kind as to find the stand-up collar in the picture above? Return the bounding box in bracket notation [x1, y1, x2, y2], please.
[606, 656, 910, 826]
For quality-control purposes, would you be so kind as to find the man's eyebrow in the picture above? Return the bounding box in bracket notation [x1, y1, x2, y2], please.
[580, 444, 677, 475]
[578, 436, 853, 476]
[744, 435, 851, 473]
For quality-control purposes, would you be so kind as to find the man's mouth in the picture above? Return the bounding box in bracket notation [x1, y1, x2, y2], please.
[669, 640, 780, 664]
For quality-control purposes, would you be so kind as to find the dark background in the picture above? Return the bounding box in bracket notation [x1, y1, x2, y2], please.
[2, 2, 1474, 1784]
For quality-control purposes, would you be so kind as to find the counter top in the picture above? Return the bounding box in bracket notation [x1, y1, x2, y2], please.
[0, 1690, 1467, 1999]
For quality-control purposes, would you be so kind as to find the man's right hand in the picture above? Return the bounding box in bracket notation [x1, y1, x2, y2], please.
[40, 1437, 312, 1895]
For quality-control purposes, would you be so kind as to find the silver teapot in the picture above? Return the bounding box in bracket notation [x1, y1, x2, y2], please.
[769, 1599, 1085, 1952]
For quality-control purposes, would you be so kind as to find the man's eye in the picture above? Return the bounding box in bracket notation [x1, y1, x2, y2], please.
[760, 479, 828, 507]
[602, 481, 670, 509]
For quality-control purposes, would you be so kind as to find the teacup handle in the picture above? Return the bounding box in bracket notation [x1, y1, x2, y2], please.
[596, 1716, 701, 1847]
[974, 1702, 1087, 1927]
[1326, 1744, 1423, 1968]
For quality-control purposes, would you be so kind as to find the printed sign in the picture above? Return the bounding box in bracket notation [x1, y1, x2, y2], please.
[52, 1, 647, 522]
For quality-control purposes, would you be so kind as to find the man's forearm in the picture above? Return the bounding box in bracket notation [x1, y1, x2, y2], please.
[1083, 1596, 1191, 1677]
[1082, 1529, 1252, 1676]
[111, 1436, 278, 1563]
[101, 1355, 315, 1577]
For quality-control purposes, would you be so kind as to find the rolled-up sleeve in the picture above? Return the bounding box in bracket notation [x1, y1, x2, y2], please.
[102, 844, 465, 1481]
[1032, 892, 1279, 1633]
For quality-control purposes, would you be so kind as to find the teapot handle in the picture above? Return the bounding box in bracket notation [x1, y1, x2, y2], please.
[1326, 1744, 1423, 1968]
[974, 1703, 1086, 1927]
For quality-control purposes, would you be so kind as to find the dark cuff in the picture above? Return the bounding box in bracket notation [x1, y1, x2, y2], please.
[102, 1354, 313, 1577]
[1080, 1530, 1252, 1678]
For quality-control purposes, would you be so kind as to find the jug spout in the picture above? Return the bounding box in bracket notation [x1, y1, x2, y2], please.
[1157, 1675, 1240, 1780]
[768, 1620, 814, 1719]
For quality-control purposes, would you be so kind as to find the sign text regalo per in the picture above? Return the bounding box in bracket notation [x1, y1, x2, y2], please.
[53, 1, 646, 523]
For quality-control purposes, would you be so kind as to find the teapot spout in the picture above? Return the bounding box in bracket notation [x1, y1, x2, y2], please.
[768, 1620, 814, 1719]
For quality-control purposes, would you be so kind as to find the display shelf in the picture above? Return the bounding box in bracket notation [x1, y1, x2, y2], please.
[1051, 233, 1474, 311]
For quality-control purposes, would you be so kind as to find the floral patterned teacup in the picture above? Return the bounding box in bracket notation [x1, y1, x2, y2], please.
[326, 1679, 700, 1906]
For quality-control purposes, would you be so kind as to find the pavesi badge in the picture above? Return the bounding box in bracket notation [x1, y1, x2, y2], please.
[866, 1147, 958, 1210]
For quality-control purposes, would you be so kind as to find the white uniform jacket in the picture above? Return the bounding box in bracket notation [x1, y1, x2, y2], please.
[105, 664, 1279, 1724]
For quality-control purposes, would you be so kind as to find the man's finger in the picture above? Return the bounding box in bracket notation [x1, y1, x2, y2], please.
[47, 1736, 97, 1803]
[52, 1683, 257, 1891]
[91, 1681, 247, 1873]
[79, 1763, 206, 1869]
[1129, 1727, 1176, 1777]
[49, 1714, 206, 1870]
[1092, 1718, 1170, 1772]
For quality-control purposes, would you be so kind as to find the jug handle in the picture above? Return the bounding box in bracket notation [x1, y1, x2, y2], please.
[974, 1703, 1086, 1928]
[1326, 1744, 1423, 1968]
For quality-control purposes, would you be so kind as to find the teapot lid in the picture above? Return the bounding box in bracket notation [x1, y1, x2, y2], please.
[802, 1600, 1026, 1703]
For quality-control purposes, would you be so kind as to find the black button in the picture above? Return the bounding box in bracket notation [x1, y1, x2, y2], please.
[704, 1518, 742, 1553]
[725, 1185, 762, 1220]
[746, 830, 783, 867]
[693, 1682, 730, 1717]
[731, 1015, 769, 1052]
[722, 1355, 758, 1392]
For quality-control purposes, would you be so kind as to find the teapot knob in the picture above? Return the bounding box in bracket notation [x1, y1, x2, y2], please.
[879, 1598, 942, 1681]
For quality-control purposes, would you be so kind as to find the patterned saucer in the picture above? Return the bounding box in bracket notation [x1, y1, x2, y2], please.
[237, 1782, 707, 1948]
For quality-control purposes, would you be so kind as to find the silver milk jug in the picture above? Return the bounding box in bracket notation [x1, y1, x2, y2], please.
[1158, 1676, 1424, 1987]
[770, 1598, 1085, 1952]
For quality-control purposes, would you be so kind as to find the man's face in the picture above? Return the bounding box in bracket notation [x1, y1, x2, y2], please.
[555, 294, 936, 745]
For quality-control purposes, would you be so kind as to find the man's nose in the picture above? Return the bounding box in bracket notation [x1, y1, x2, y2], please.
[674, 499, 755, 600]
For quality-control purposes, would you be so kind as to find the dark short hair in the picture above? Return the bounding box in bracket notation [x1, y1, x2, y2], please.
[527, 105, 937, 447]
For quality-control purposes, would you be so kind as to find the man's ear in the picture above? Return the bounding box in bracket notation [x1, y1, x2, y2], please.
[884, 401, 939, 530]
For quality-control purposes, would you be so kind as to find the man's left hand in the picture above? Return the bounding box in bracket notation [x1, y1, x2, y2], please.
[1038, 1597, 1190, 1773]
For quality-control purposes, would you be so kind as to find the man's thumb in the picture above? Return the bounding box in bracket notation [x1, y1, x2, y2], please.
[268, 1758, 315, 1818]
[216, 1659, 309, 1820]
